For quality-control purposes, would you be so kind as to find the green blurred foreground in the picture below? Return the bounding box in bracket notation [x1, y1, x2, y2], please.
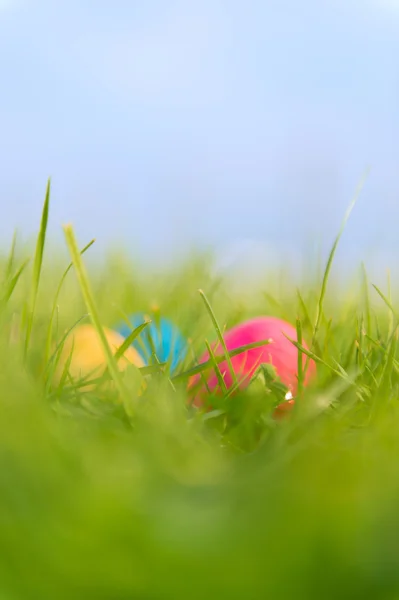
[1, 184, 399, 599]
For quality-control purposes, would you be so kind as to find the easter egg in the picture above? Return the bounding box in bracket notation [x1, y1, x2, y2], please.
[53, 324, 145, 388]
[116, 313, 187, 374]
[188, 316, 316, 412]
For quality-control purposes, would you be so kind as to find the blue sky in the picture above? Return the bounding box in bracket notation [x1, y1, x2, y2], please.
[0, 0, 398, 274]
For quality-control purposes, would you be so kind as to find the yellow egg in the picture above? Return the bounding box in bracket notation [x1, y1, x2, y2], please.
[53, 324, 145, 391]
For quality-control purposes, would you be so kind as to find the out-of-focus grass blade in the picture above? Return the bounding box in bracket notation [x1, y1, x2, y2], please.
[202, 409, 227, 421]
[2, 259, 30, 303]
[139, 364, 167, 376]
[310, 169, 369, 357]
[189, 342, 212, 398]
[361, 262, 372, 336]
[372, 284, 399, 322]
[52, 336, 76, 399]
[24, 178, 51, 359]
[377, 326, 398, 390]
[387, 269, 393, 337]
[4, 229, 18, 281]
[44, 313, 89, 392]
[264, 292, 285, 314]
[296, 289, 314, 332]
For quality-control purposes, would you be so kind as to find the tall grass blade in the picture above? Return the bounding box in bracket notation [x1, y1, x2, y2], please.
[308, 169, 369, 365]
[4, 229, 18, 281]
[361, 262, 372, 336]
[44, 238, 95, 366]
[198, 288, 237, 386]
[24, 178, 51, 358]
[2, 259, 29, 303]
[63, 224, 133, 410]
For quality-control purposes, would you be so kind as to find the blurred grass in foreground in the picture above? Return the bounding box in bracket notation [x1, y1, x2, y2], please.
[1, 182, 399, 599]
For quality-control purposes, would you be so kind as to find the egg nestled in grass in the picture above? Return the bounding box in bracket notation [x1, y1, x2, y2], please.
[116, 312, 187, 374]
[188, 316, 316, 415]
[53, 324, 145, 389]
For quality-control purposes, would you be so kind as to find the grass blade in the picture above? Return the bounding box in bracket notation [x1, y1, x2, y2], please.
[205, 339, 227, 394]
[44, 238, 95, 367]
[378, 327, 398, 390]
[24, 178, 51, 358]
[113, 320, 151, 361]
[4, 229, 18, 281]
[2, 259, 30, 303]
[198, 288, 237, 386]
[172, 339, 271, 382]
[310, 169, 369, 354]
[361, 262, 372, 336]
[44, 313, 89, 379]
[387, 269, 393, 337]
[372, 284, 399, 322]
[284, 333, 357, 383]
[114, 308, 153, 364]
[63, 224, 134, 410]
[139, 364, 167, 376]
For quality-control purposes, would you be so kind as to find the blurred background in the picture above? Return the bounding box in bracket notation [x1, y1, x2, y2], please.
[0, 0, 398, 280]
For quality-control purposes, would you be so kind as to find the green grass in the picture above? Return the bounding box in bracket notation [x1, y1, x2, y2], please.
[2, 182, 399, 599]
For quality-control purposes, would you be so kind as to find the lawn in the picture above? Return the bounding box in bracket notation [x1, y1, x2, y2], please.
[1, 181, 399, 600]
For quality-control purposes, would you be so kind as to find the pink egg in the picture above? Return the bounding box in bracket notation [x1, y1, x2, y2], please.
[188, 316, 316, 412]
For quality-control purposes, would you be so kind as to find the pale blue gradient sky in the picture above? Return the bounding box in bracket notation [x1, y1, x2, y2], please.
[0, 0, 398, 271]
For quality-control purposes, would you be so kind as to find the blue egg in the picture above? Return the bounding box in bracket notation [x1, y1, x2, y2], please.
[116, 313, 187, 374]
